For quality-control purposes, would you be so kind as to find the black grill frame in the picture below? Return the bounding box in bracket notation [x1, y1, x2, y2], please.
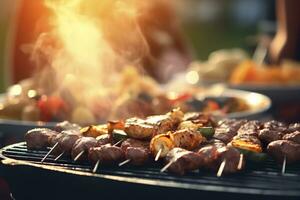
[1, 142, 300, 198]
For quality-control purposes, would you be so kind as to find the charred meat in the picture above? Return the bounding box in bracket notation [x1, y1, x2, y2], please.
[124, 108, 183, 140]
[88, 144, 125, 165]
[282, 131, 300, 144]
[25, 128, 59, 150]
[121, 139, 150, 165]
[164, 148, 203, 175]
[267, 140, 300, 163]
[214, 119, 247, 143]
[71, 137, 98, 161]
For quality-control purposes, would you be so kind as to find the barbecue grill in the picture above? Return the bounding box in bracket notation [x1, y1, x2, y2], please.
[1, 142, 300, 200]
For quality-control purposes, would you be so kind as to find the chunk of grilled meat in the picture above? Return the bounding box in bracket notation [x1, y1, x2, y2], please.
[258, 120, 288, 144]
[71, 137, 98, 161]
[258, 128, 283, 144]
[88, 144, 125, 165]
[124, 108, 183, 140]
[282, 131, 300, 144]
[214, 119, 247, 143]
[121, 139, 150, 165]
[263, 120, 287, 132]
[197, 139, 226, 170]
[51, 130, 82, 156]
[170, 129, 204, 150]
[121, 138, 149, 151]
[96, 134, 111, 146]
[217, 119, 247, 127]
[267, 140, 300, 163]
[25, 128, 59, 150]
[49, 129, 81, 147]
[183, 112, 216, 127]
[178, 120, 202, 131]
[165, 148, 203, 175]
[204, 139, 226, 148]
[124, 118, 155, 140]
[198, 140, 243, 174]
[286, 123, 300, 134]
[237, 120, 262, 137]
[80, 124, 108, 138]
[54, 121, 81, 132]
[216, 146, 243, 173]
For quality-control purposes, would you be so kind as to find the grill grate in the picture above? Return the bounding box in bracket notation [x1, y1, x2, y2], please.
[1, 142, 300, 197]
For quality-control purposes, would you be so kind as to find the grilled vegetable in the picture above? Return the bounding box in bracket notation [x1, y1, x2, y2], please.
[113, 130, 128, 142]
[230, 139, 262, 153]
[198, 127, 214, 139]
[150, 133, 174, 158]
[236, 148, 268, 162]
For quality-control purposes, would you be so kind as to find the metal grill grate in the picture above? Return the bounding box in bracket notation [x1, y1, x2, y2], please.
[1, 142, 300, 197]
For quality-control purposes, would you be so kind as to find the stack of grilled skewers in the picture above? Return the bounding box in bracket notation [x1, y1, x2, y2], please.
[24, 109, 300, 176]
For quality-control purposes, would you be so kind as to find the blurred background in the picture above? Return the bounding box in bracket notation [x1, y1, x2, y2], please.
[0, 0, 275, 92]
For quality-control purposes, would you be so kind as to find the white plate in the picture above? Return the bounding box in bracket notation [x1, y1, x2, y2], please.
[0, 90, 271, 133]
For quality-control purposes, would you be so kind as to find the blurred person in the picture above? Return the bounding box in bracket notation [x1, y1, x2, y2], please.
[269, 0, 300, 63]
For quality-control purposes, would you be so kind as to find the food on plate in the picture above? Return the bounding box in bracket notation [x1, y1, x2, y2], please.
[230, 60, 300, 85]
[188, 49, 300, 85]
[0, 67, 252, 124]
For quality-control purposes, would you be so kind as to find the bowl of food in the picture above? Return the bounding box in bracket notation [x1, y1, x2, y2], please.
[188, 49, 300, 121]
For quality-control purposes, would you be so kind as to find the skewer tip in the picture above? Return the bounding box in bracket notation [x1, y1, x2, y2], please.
[41, 142, 58, 163]
[92, 160, 100, 173]
[73, 150, 85, 162]
[237, 153, 244, 170]
[217, 159, 226, 177]
[281, 156, 287, 175]
[54, 151, 65, 161]
[118, 159, 131, 167]
[160, 161, 173, 173]
[155, 148, 162, 161]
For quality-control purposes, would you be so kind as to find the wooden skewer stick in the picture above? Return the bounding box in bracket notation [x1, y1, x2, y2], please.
[281, 156, 287, 175]
[92, 160, 100, 173]
[160, 161, 173, 173]
[217, 159, 226, 177]
[74, 150, 85, 162]
[113, 139, 124, 147]
[237, 154, 244, 170]
[54, 151, 65, 161]
[118, 159, 131, 167]
[155, 148, 162, 161]
[41, 142, 58, 163]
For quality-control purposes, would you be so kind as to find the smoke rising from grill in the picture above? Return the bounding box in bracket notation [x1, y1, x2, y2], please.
[29, 0, 161, 124]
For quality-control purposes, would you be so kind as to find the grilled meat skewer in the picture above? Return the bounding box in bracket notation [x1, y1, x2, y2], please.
[25, 128, 59, 150]
[163, 148, 203, 175]
[124, 108, 184, 140]
[267, 140, 300, 164]
[119, 139, 151, 166]
[258, 120, 288, 144]
[213, 119, 247, 144]
[282, 131, 300, 144]
[150, 129, 205, 160]
[88, 144, 125, 165]
[71, 137, 98, 161]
